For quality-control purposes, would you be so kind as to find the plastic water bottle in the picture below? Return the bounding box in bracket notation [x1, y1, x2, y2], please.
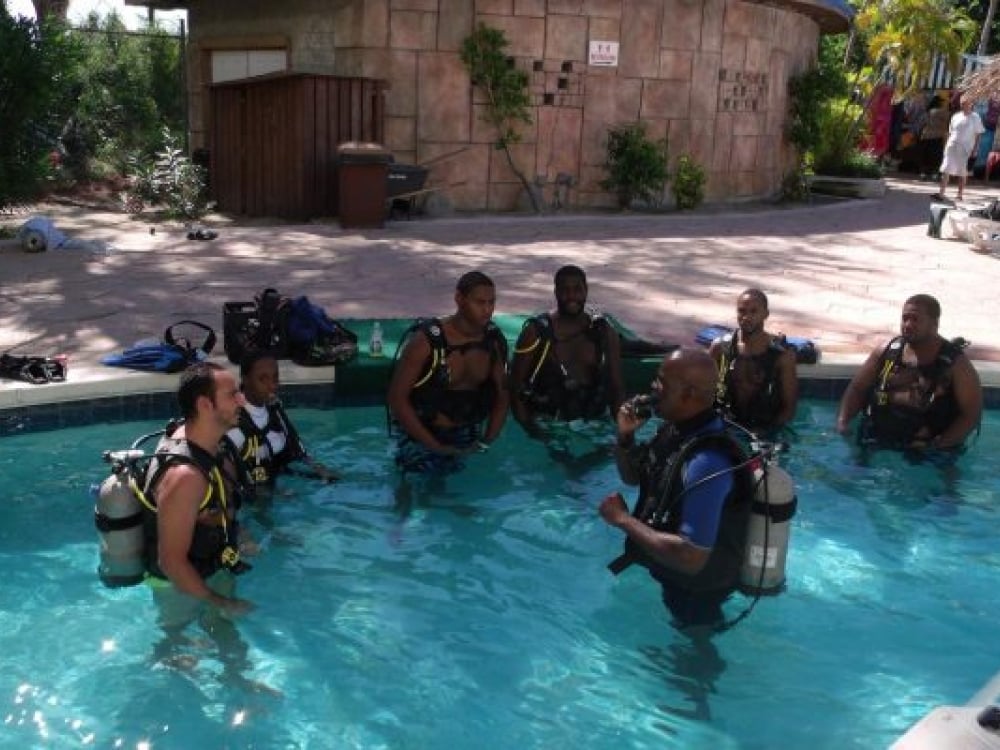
[369, 322, 384, 358]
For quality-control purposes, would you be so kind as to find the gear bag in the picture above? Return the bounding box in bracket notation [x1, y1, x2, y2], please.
[223, 288, 357, 366]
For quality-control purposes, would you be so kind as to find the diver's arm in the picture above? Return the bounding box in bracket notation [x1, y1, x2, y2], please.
[156, 466, 250, 614]
[936, 355, 983, 448]
[510, 325, 540, 430]
[603, 325, 626, 418]
[482, 348, 510, 444]
[836, 348, 881, 434]
[775, 348, 799, 427]
[599, 494, 709, 576]
[386, 334, 455, 454]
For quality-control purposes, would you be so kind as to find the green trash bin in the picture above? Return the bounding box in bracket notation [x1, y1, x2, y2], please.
[337, 142, 390, 229]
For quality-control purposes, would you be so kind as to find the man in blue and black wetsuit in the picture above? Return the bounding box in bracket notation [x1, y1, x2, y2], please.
[836, 294, 982, 453]
[600, 348, 752, 629]
[511, 265, 624, 431]
[708, 288, 798, 433]
[387, 271, 510, 475]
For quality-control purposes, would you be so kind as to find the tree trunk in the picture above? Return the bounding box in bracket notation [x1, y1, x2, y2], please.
[32, 0, 69, 21]
[979, 0, 998, 57]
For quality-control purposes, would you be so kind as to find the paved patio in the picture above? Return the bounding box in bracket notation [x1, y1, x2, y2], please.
[2, 175, 999, 406]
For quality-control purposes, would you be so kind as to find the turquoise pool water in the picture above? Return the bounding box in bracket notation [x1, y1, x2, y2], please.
[1, 400, 998, 749]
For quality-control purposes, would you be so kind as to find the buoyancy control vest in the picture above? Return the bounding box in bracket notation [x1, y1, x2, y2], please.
[862, 336, 964, 447]
[137, 436, 243, 580]
[229, 402, 304, 488]
[716, 332, 786, 430]
[515, 312, 611, 420]
[623, 420, 754, 593]
[396, 318, 508, 427]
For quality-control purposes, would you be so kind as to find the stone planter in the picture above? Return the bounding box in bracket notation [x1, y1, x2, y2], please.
[806, 174, 887, 199]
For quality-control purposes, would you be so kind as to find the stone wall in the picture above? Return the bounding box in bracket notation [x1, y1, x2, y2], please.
[185, 0, 823, 210]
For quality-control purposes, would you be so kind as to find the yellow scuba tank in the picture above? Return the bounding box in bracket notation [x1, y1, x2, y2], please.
[93, 449, 146, 587]
[740, 459, 797, 593]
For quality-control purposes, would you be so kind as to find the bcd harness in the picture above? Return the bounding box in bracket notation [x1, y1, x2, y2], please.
[715, 332, 785, 429]
[131, 435, 247, 579]
[390, 318, 509, 428]
[608, 426, 756, 593]
[861, 336, 965, 447]
[229, 402, 304, 487]
[514, 312, 610, 419]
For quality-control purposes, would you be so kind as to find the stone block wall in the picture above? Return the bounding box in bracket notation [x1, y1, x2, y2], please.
[185, 0, 824, 210]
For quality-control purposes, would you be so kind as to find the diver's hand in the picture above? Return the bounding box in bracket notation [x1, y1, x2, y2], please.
[210, 594, 255, 617]
[598, 492, 630, 527]
[616, 401, 647, 444]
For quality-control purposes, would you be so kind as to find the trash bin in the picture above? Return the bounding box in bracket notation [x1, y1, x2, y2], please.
[337, 142, 390, 229]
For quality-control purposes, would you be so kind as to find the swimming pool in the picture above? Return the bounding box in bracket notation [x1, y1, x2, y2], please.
[1, 400, 998, 749]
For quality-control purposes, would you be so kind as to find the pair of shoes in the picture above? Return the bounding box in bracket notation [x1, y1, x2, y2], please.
[931, 193, 945, 201]
[186, 228, 218, 241]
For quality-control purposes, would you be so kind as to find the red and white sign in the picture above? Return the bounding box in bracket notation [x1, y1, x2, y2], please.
[589, 41, 619, 67]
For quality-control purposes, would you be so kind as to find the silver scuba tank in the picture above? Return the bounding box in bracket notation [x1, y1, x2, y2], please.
[740, 461, 796, 593]
[93, 450, 146, 587]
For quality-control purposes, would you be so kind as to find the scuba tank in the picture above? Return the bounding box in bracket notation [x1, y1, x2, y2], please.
[93, 449, 147, 587]
[92, 430, 164, 588]
[740, 446, 797, 593]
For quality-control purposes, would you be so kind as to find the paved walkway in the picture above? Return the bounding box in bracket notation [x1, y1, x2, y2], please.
[2, 175, 999, 404]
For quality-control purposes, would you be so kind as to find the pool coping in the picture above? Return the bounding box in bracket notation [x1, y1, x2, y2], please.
[3, 353, 1000, 437]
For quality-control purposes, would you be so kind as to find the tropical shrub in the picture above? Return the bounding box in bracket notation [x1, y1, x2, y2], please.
[600, 123, 669, 209]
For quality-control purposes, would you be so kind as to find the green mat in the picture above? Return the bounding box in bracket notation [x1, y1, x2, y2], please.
[333, 314, 669, 398]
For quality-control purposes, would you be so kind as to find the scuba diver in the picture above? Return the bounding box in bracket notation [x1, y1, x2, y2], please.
[511, 265, 625, 429]
[387, 270, 509, 477]
[836, 294, 982, 454]
[140, 363, 254, 617]
[225, 350, 338, 497]
[708, 288, 798, 433]
[599, 348, 756, 630]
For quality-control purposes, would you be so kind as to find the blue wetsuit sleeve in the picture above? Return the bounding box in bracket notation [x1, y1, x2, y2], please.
[678, 449, 734, 549]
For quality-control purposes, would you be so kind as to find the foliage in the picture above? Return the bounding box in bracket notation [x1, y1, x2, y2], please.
[813, 146, 885, 178]
[780, 168, 811, 202]
[856, 0, 976, 99]
[65, 12, 185, 180]
[460, 24, 539, 211]
[125, 128, 212, 220]
[600, 123, 669, 209]
[671, 155, 706, 210]
[788, 0, 974, 179]
[0, 14, 81, 209]
[787, 64, 847, 160]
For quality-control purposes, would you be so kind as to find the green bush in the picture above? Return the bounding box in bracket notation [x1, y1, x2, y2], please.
[600, 123, 669, 209]
[125, 129, 212, 220]
[671, 155, 706, 210]
[0, 15, 81, 210]
[66, 13, 184, 181]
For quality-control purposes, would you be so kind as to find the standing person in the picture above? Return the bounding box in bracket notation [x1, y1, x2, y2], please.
[936, 95, 985, 202]
[919, 96, 950, 180]
[708, 288, 798, 433]
[142, 363, 254, 619]
[225, 351, 338, 498]
[599, 349, 752, 630]
[387, 270, 509, 476]
[511, 265, 624, 429]
[836, 294, 982, 453]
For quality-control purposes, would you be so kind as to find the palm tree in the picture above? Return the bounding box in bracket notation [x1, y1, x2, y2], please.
[979, 0, 998, 56]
